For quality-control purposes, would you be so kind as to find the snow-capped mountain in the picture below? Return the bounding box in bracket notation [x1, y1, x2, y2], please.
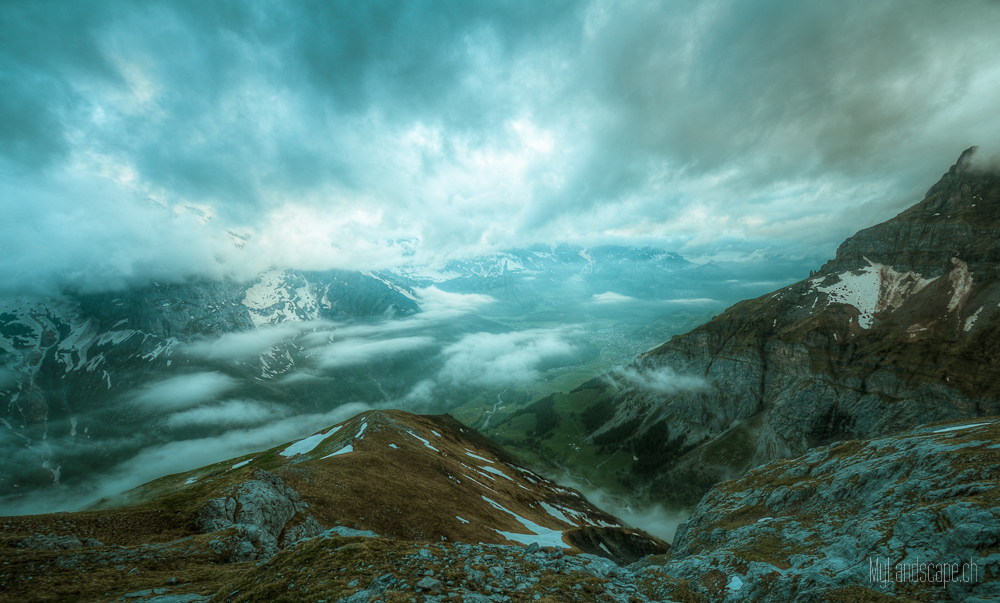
[394, 245, 696, 302]
[0, 269, 419, 504]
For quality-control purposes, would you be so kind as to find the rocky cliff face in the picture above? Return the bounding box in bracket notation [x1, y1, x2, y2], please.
[576, 148, 1000, 506]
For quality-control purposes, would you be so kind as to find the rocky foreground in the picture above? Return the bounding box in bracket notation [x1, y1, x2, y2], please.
[0, 410, 668, 603]
[660, 417, 1000, 602]
[3, 413, 999, 602]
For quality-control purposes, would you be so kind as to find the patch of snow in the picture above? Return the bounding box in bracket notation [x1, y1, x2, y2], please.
[456, 516, 470, 524]
[97, 329, 140, 346]
[408, 431, 439, 452]
[141, 339, 176, 362]
[476, 470, 497, 482]
[361, 271, 419, 302]
[356, 422, 368, 439]
[231, 459, 252, 470]
[816, 265, 880, 328]
[280, 425, 343, 457]
[463, 474, 499, 494]
[552, 503, 617, 528]
[948, 258, 973, 312]
[431, 430, 441, 437]
[184, 477, 197, 485]
[481, 496, 569, 549]
[965, 307, 984, 332]
[480, 466, 513, 481]
[389, 443, 398, 449]
[322, 444, 354, 458]
[756, 516, 774, 523]
[242, 268, 321, 327]
[815, 259, 939, 329]
[465, 450, 494, 463]
[727, 575, 744, 591]
[540, 502, 577, 526]
[932, 422, 991, 434]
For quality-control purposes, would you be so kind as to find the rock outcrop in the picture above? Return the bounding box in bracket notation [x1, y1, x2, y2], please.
[12, 533, 103, 550]
[576, 147, 1000, 506]
[651, 418, 1000, 602]
[197, 468, 323, 561]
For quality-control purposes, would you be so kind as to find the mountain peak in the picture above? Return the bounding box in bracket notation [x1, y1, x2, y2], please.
[922, 144, 989, 203]
[822, 145, 1000, 278]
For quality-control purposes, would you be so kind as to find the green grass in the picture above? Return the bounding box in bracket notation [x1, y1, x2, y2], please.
[469, 389, 636, 497]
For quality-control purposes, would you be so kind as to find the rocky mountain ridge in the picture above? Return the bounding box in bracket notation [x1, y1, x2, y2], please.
[87, 409, 669, 563]
[563, 147, 1000, 506]
[0, 409, 669, 603]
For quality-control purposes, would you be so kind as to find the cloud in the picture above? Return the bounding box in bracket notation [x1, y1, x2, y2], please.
[591, 292, 636, 304]
[185, 322, 318, 360]
[316, 336, 435, 369]
[0, 402, 371, 515]
[532, 465, 692, 542]
[661, 298, 716, 305]
[133, 372, 239, 411]
[164, 399, 284, 430]
[3, 1, 1000, 295]
[439, 328, 579, 387]
[414, 286, 496, 318]
[610, 365, 708, 396]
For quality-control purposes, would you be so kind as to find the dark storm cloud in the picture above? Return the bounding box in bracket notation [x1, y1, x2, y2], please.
[2, 0, 999, 293]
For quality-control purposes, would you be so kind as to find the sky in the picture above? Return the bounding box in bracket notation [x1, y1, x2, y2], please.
[3, 0, 1000, 295]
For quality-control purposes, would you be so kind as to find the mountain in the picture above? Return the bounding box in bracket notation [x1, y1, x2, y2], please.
[540, 147, 1000, 506]
[1, 238, 796, 512]
[0, 409, 667, 603]
[393, 244, 798, 309]
[0, 269, 420, 503]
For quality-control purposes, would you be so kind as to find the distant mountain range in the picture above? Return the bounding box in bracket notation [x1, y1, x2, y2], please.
[2, 240, 782, 511]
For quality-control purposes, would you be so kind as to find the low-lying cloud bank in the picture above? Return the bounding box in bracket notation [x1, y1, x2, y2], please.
[591, 292, 637, 305]
[317, 336, 436, 369]
[164, 399, 285, 430]
[439, 328, 582, 388]
[133, 372, 239, 412]
[609, 365, 710, 396]
[0, 402, 371, 516]
[545, 470, 692, 543]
